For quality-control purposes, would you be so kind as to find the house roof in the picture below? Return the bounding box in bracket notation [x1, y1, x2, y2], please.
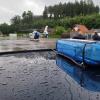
[73, 24, 89, 34]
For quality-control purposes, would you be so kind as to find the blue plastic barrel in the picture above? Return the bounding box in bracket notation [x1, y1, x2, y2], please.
[56, 39, 100, 66]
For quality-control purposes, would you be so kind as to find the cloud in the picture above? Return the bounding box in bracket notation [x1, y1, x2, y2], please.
[23, 0, 44, 15]
[0, 6, 16, 24]
[0, 0, 99, 24]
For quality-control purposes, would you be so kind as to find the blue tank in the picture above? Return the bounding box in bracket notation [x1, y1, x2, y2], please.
[56, 55, 100, 92]
[56, 39, 100, 66]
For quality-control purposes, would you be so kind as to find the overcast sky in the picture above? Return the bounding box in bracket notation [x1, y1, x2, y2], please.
[0, 0, 99, 24]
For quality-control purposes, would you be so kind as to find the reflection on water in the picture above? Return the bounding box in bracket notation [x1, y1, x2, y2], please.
[0, 39, 56, 52]
[0, 52, 100, 100]
[56, 55, 100, 92]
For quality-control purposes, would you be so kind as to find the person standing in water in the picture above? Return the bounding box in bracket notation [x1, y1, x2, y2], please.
[92, 31, 100, 41]
[32, 30, 40, 40]
[44, 26, 48, 38]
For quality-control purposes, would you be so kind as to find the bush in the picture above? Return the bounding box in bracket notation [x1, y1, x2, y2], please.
[55, 26, 65, 35]
[1, 14, 100, 35]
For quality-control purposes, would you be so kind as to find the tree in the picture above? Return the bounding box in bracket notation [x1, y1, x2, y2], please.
[22, 11, 27, 18]
[11, 15, 21, 25]
[0, 23, 10, 35]
[43, 0, 99, 18]
[27, 11, 34, 21]
[43, 6, 48, 18]
[22, 11, 34, 24]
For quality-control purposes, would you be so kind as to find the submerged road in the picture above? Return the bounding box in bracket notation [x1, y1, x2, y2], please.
[0, 51, 100, 100]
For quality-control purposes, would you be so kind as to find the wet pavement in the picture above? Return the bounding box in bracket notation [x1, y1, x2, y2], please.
[0, 52, 100, 100]
[0, 39, 57, 52]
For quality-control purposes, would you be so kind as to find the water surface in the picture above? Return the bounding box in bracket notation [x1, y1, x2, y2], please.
[0, 52, 100, 100]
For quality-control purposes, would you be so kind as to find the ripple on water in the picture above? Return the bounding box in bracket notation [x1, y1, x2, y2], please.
[0, 53, 100, 100]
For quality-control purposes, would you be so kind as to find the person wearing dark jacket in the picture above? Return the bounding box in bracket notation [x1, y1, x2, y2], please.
[32, 31, 40, 40]
[92, 32, 100, 41]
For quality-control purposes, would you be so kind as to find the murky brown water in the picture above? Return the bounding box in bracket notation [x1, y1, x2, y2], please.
[0, 39, 57, 52]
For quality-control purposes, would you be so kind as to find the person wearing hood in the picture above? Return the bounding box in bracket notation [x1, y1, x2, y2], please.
[33, 30, 40, 40]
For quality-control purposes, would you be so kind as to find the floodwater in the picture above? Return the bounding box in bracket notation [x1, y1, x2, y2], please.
[0, 39, 56, 52]
[0, 51, 100, 100]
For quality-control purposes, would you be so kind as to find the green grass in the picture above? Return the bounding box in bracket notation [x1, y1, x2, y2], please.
[48, 34, 61, 39]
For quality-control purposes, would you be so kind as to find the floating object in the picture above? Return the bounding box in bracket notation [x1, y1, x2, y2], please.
[56, 39, 100, 66]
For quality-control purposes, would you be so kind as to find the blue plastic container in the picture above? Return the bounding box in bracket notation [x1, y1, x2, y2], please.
[56, 55, 100, 92]
[56, 39, 100, 66]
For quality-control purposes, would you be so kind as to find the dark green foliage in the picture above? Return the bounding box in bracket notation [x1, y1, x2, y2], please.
[43, 0, 99, 19]
[22, 11, 34, 24]
[0, 0, 100, 35]
[0, 23, 10, 35]
[55, 26, 65, 35]
[11, 15, 21, 25]
[43, 6, 48, 18]
[1, 14, 100, 35]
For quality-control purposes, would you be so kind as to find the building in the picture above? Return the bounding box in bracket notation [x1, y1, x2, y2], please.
[71, 24, 94, 39]
[73, 24, 89, 34]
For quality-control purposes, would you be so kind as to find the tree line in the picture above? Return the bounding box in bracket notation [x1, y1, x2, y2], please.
[43, 0, 99, 18]
[0, 0, 100, 35]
